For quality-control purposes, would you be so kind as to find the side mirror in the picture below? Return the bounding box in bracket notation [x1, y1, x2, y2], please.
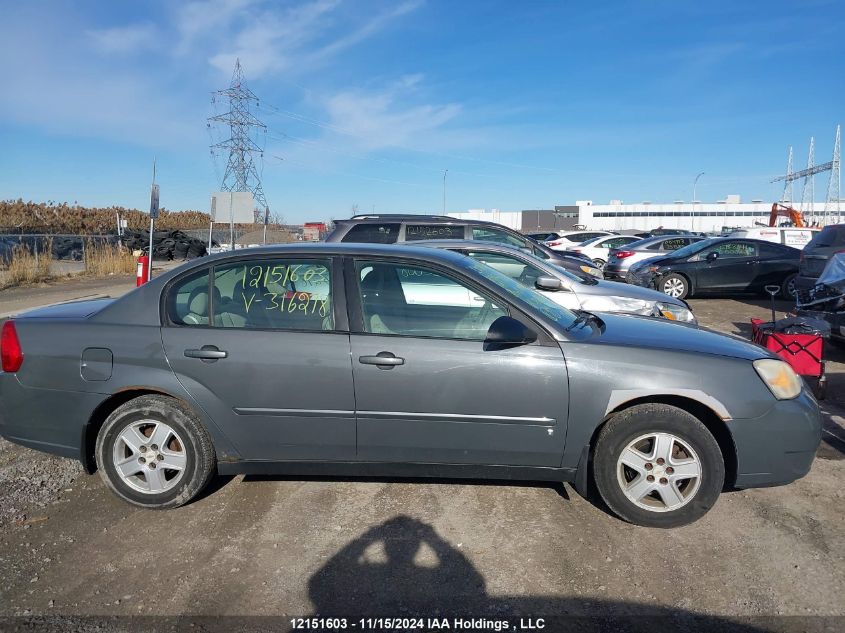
[485, 316, 537, 349]
[706, 251, 719, 262]
[535, 276, 562, 291]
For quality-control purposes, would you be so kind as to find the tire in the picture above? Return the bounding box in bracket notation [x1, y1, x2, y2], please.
[592, 258, 606, 271]
[592, 404, 724, 528]
[780, 273, 798, 299]
[659, 273, 689, 300]
[95, 395, 216, 509]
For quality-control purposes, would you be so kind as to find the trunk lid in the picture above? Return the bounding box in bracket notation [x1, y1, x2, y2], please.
[17, 298, 115, 320]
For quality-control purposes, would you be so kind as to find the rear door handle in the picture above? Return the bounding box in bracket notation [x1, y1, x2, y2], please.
[359, 352, 404, 369]
[185, 346, 228, 362]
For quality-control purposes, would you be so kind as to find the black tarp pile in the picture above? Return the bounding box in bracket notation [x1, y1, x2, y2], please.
[121, 229, 211, 260]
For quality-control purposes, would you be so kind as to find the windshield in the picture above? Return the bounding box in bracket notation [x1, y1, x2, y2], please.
[462, 257, 578, 328]
[578, 235, 605, 246]
[668, 238, 717, 259]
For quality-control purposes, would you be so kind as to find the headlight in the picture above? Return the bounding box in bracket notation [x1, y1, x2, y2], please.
[580, 265, 602, 278]
[656, 302, 697, 323]
[753, 359, 802, 400]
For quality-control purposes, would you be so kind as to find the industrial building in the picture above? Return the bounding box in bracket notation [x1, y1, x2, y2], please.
[450, 197, 842, 235]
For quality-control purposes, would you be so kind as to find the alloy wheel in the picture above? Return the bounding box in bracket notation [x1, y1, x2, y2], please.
[616, 432, 702, 512]
[663, 277, 686, 298]
[112, 420, 187, 494]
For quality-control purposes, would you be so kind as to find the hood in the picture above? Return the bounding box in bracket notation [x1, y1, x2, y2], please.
[577, 278, 685, 306]
[582, 312, 769, 361]
[17, 297, 115, 319]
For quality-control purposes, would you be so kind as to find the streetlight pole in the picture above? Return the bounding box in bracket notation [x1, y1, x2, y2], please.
[692, 172, 704, 232]
[442, 169, 448, 215]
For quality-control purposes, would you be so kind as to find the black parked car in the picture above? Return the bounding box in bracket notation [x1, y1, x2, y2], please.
[796, 224, 845, 292]
[627, 238, 800, 300]
[326, 215, 604, 279]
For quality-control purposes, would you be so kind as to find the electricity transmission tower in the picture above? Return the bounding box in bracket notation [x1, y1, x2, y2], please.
[800, 137, 815, 217]
[772, 124, 841, 224]
[780, 146, 794, 204]
[207, 59, 269, 221]
[824, 124, 841, 224]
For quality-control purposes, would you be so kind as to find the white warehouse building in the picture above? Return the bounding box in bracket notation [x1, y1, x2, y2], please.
[450, 196, 840, 234]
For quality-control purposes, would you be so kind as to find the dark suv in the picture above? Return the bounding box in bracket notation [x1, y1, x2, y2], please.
[325, 215, 603, 278]
[797, 224, 845, 291]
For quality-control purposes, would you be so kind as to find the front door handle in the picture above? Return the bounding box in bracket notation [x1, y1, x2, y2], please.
[185, 345, 228, 362]
[359, 352, 404, 369]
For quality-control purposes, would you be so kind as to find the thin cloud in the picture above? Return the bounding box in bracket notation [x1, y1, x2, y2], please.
[86, 22, 160, 54]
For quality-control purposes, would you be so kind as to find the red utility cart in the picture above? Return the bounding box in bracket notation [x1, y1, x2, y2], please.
[751, 318, 826, 399]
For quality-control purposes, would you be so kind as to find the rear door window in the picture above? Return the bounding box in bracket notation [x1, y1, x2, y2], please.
[211, 258, 333, 330]
[601, 236, 635, 249]
[661, 238, 689, 251]
[341, 223, 400, 244]
[405, 224, 465, 241]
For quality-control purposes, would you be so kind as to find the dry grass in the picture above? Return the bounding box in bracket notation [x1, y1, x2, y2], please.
[83, 240, 136, 276]
[0, 239, 53, 289]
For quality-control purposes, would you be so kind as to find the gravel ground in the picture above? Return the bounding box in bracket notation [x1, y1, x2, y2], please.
[0, 439, 83, 529]
[0, 285, 843, 631]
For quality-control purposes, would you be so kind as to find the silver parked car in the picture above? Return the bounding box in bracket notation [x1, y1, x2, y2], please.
[604, 235, 706, 281]
[413, 240, 696, 323]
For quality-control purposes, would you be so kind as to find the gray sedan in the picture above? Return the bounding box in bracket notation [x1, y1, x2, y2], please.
[410, 240, 696, 323]
[0, 243, 820, 528]
[604, 235, 706, 281]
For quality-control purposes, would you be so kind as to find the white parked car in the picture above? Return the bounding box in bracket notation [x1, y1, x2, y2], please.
[546, 230, 616, 250]
[565, 234, 642, 270]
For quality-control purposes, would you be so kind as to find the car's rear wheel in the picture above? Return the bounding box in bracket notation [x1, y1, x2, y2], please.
[592, 258, 606, 270]
[660, 273, 689, 299]
[592, 404, 724, 528]
[780, 273, 798, 299]
[95, 395, 216, 509]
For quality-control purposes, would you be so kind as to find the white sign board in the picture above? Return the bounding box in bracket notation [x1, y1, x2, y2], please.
[210, 191, 254, 223]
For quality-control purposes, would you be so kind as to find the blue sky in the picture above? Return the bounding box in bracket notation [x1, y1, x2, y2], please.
[0, 0, 843, 223]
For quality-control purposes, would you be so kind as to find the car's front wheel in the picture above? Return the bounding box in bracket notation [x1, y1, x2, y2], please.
[95, 395, 216, 509]
[592, 258, 606, 270]
[592, 404, 724, 528]
[660, 273, 689, 299]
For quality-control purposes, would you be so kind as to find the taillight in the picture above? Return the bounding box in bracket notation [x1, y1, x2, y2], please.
[1, 321, 24, 372]
[615, 250, 635, 258]
[547, 240, 562, 247]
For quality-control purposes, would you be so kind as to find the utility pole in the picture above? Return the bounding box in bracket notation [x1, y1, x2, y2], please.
[208, 59, 270, 225]
[692, 172, 704, 232]
[148, 158, 159, 282]
[442, 169, 448, 214]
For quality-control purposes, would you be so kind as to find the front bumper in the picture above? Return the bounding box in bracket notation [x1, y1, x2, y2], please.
[730, 388, 821, 489]
[626, 270, 659, 289]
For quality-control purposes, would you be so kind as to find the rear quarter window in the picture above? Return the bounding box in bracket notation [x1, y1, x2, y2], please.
[340, 223, 400, 244]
